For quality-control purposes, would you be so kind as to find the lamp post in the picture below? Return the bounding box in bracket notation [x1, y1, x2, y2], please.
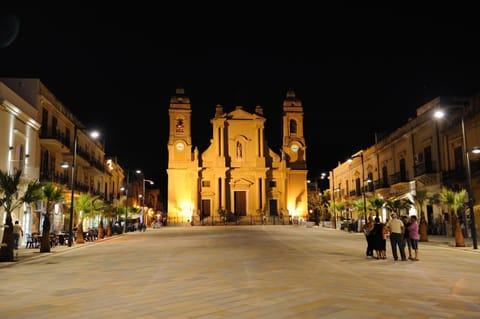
[321, 172, 336, 229]
[141, 179, 154, 225]
[61, 128, 102, 247]
[122, 169, 141, 233]
[329, 171, 337, 229]
[349, 152, 367, 230]
[435, 104, 478, 249]
[68, 125, 78, 247]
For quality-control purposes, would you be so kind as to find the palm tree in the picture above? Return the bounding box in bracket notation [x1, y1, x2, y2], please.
[413, 189, 429, 242]
[74, 193, 99, 244]
[91, 197, 104, 237]
[0, 170, 43, 261]
[332, 201, 346, 229]
[352, 199, 368, 232]
[385, 198, 412, 217]
[368, 196, 385, 220]
[102, 204, 117, 237]
[439, 187, 466, 247]
[39, 182, 65, 253]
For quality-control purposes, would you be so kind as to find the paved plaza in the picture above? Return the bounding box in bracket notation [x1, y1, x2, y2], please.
[0, 225, 479, 319]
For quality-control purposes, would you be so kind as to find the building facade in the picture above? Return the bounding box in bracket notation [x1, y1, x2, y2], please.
[167, 88, 308, 224]
[332, 95, 480, 238]
[0, 78, 109, 234]
[0, 80, 41, 238]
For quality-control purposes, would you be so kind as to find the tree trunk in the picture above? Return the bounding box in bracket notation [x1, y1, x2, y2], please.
[419, 211, 429, 242]
[0, 214, 14, 262]
[40, 214, 51, 253]
[76, 222, 85, 244]
[107, 220, 112, 237]
[98, 218, 105, 239]
[454, 217, 466, 247]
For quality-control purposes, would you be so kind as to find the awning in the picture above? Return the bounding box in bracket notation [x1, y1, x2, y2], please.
[387, 192, 412, 202]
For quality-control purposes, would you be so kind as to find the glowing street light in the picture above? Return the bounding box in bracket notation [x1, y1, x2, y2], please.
[348, 152, 367, 230]
[434, 104, 478, 249]
[121, 169, 141, 233]
[321, 171, 337, 229]
[62, 128, 101, 247]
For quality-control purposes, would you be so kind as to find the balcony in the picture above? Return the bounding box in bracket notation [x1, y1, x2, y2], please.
[414, 161, 438, 177]
[373, 179, 389, 190]
[40, 130, 68, 152]
[389, 172, 409, 186]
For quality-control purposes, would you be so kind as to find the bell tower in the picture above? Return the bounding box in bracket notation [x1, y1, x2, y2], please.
[167, 87, 199, 222]
[168, 87, 192, 161]
[282, 89, 306, 169]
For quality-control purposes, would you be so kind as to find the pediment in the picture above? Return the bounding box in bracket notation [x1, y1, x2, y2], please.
[228, 106, 263, 120]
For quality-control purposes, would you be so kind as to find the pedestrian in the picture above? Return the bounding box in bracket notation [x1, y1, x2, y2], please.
[13, 220, 24, 250]
[372, 217, 386, 259]
[402, 215, 413, 260]
[387, 213, 407, 261]
[363, 215, 375, 258]
[408, 215, 420, 261]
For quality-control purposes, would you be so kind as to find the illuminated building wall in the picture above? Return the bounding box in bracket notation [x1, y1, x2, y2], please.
[167, 88, 308, 223]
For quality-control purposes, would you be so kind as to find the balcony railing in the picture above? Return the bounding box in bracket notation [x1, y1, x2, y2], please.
[414, 161, 438, 177]
[389, 172, 409, 185]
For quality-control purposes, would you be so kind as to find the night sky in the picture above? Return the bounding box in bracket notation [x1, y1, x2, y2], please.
[1, 5, 480, 196]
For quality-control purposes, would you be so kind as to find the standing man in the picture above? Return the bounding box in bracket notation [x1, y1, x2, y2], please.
[402, 215, 413, 260]
[13, 220, 24, 250]
[387, 213, 406, 261]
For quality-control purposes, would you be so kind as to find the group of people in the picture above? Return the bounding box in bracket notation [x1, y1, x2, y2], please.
[363, 213, 419, 261]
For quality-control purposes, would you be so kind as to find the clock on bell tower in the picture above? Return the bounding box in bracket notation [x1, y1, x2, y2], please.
[282, 89, 306, 169]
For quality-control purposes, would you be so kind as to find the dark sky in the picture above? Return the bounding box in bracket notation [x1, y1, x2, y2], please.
[1, 5, 480, 196]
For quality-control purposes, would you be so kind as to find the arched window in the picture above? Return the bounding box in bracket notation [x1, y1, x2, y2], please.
[236, 141, 242, 158]
[289, 119, 297, 135]
[176, 118, 184, 133]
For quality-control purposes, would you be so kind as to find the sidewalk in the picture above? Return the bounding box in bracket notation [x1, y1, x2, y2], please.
[1, 229, 478, 269]
[0, 235, 119, 268]
[340, 226, 480, 253]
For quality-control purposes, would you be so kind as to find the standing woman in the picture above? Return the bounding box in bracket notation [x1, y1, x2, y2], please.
[363, 215, 375, 258]
[409, 215, 420, 261]
[372, 217, 386, 259]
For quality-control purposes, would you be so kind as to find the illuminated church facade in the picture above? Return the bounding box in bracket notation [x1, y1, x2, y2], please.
[167, 88, 308, 224]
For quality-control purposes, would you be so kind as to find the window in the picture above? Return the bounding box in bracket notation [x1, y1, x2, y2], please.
[65, 127, 71, 147]
[52, 116, 58, 137]
[269, 181, 276, 188]
[176, 118, 184, 133]
[382, 166, 388, 187]
[289, 119, 297, 135]
[236, 141, 242, 158]
[202, 180, 210, 188]
[41, 109, 48, 136]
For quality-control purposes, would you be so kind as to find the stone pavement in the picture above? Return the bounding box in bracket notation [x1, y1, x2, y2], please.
[1, 227, 478, 267]
[1, 226, 480, 319]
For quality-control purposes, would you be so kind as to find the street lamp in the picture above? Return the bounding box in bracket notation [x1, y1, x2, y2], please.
[65, 125, 78, 247]
[121, 169, 141, 233]
[434, 104, 478, 249]
[62, 127, 101, 247]
[141, 179, 154, 225]
[322, 171, 337, 229]
[348, 152, 367, 230]
[307, 178, 320, 225]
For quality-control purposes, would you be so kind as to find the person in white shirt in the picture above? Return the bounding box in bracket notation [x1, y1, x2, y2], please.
[13, 220, 24, 250]
[386, 213, 407, 261]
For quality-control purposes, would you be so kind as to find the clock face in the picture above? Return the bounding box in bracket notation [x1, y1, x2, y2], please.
[176, 142, 184, 151]
[290, 144, 299, 152]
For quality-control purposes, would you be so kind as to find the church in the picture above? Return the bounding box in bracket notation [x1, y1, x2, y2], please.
[167, 88, 308, 224]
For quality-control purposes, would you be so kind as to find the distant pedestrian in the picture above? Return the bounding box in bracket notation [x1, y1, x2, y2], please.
[363, 215, 375, 258]
[402, 215, 413, 260]
[408, 215, 420, 261]
[13, 220, 23, 250]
